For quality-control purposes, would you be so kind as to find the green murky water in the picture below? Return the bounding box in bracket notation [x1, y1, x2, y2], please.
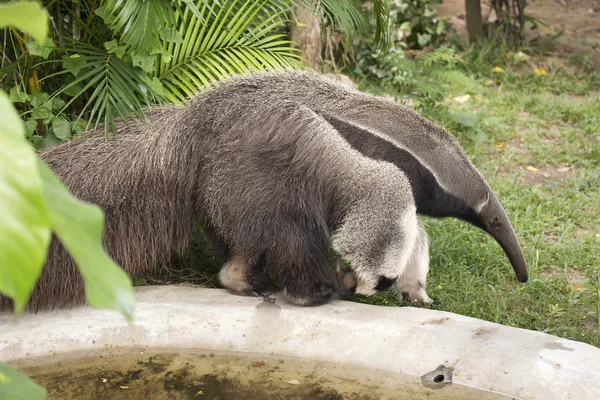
[15, 349, 516, 400]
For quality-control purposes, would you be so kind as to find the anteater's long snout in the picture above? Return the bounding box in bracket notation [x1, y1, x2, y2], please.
[479, 195, 528, 283]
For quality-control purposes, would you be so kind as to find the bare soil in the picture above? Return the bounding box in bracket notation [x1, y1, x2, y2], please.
[433, 0, 600, 67]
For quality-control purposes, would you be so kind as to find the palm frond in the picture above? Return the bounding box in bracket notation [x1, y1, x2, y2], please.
[290, 0, 391, 49]
[371, 0, 392, 49]
[97, 0, 176, 52]
[45, 42, 160, 135]
[156, 0, 301, 103]
[430, 69, 480, 94]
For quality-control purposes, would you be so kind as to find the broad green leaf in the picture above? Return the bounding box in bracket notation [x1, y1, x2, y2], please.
[37, 161, 135, 319]
[162, 28, 184, 43]
[94, 5, 113, 24]
[27, 92, 50, 108]
[51, 97, 66, 111]
[104, 39, 126, 59]
[132, 53, 156, 73]
[9, 87, 27, 103]
[0, 91, 51, 315]
[71, 119, 88, 136]
[62, 55, 86, 78]
[29, 136, 44, 151]
[0, 2, 49, 44]
[26, 38, 55, 59]
[41, 133, 61, 151]
[482, 116, 503, 127]
[51, 117, 71, 140]
[31, 106, 52, 120]
[468, 129, 489, 144]
[436, 19, 445, 35]
[0, 363, 47, 400]
[24, 120, 37, 137]
[145, 77, 164, 96]
[417, 33, 432, 48]
[63, 75, 84, 97]
[451, 111, 479, 128]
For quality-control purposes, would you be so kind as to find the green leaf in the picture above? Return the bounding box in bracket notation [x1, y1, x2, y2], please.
[468, 129, 489, 144]
[430, 68, 479, 94]
[0, 364, 47, 400]
[27, 92, 50, 108]
[37, 161, 135, 319]
[145, 77, 164, 96]
[71, 119, 88, 136]
[481, 116, 503, 127]
[63, 75, 83, 97]
[451, 111, 479, 128]
[436, 19, 445, 35]
[416, 80, 445, 101]
[24, 120, 37, 137]
[0, 2, 49, 44]
[31, 106, 52, 120]
[50, 43, 159, 135]
[29, 135, 44, 151]
[26, 38, 55, 59]
[131, 53, 156, 73]
[51, 97, 66, 111]
[161, 28, 183, 43]
[9, 87, 27, 103]
[104, 39, 126, 59]
[51, 117, 71, 141]
[417, 33, 432, 48]
[94, 5, 113, 24]
[0, 91, 51, 315]
[41, 132, 61, 150]
[62, 54, 86, 78]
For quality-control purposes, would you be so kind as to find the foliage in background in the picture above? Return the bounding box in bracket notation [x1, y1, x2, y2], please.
[488, 0, 527, 43]
[2, 0, 302, 142]
[354, 47, 479, 118]
[1, 0, 395, 144]
[346, 0, 472, 123]
[387, 0, 454, 50]
[307, 0, 392, 49]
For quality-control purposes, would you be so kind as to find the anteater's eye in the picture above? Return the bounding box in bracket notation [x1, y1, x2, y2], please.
[489, 217, 502, 229]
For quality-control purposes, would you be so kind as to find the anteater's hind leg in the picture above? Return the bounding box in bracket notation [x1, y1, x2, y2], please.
[219, 254, 273, 296]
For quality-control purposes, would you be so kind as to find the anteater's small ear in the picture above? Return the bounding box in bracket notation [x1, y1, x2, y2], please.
[474, 191, 491, 213]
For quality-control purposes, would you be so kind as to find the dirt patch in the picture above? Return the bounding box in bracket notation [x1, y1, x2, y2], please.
[516, 163, 574, 185]
[526, 0, 600, 67]
[539, 265, 586, 285]
[433, 0, 600, 67]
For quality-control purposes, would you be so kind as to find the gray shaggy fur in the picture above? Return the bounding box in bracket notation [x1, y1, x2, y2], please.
[0, 71, 423, 311]
[0, 70, 525, 312]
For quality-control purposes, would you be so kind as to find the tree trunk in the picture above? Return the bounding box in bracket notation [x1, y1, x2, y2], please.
[290, 6, 321, 70]
[465, 0, 484, 40]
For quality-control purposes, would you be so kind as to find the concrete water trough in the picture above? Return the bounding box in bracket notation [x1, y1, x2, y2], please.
[1, 286, 599, 399]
